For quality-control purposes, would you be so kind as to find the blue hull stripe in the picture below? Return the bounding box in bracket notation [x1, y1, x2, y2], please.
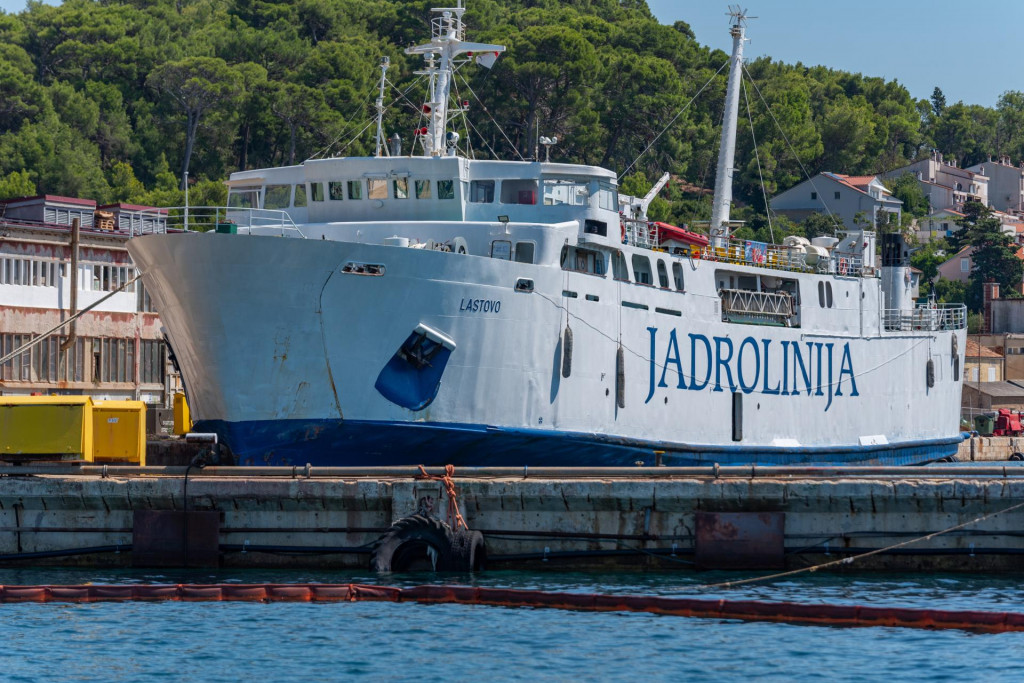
[195, 418, 965, 468]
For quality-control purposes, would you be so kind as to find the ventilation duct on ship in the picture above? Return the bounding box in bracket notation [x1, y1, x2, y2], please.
[374, 324, 456, 411]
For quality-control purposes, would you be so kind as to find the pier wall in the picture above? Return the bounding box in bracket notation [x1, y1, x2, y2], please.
[1, 471, 1022, 571]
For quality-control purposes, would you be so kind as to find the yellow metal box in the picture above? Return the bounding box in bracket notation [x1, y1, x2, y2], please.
[173, 392, 191, 436]
[92, 400, 147, 465]
[0, 395, 94, 459]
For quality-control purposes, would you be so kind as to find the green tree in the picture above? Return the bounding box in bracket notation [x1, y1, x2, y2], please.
[146, 56, 245, 186]
[0, 169, 35, 199]
[958, 201, 1023, 310]
[909, 238, 950, 297]
[885, 172, 929, 216]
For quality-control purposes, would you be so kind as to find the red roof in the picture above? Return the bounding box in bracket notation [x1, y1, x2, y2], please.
[0, 194, 96, 207]
[966, 339, 1002, 359]
[823, 173, 884, 196]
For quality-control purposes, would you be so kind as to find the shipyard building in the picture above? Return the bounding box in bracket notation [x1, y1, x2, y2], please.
[0, 195, 180, 412]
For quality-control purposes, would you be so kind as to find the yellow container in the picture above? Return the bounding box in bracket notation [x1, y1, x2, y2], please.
[92, 400, 146, 465]
[173, 392, 191, 436]
[0, 395, 94, 459]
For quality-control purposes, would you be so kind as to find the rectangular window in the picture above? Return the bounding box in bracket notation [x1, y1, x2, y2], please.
[543, 178, 589, 206]
[310, 182, 324, 202]
[470, 180, 495, 203]
[367, 179, 387, 199]
[834, 191, 841, 200]
[597, 181, 617, 211]
[514, 242, 535, 264]
[415, 180, 431, 199]
[264, 184, 291, 209]
[437, 180, 454, 200]
[491, 240, 512, 260]
[228, 188, 260, 208]
[294, 184, 307, 207]
[393, 178, 409, 199]
[960, 258, 969, 273]
[348, 180, 363, 200]
[811, 192, 817, 200]
[329, 181, 345, 200]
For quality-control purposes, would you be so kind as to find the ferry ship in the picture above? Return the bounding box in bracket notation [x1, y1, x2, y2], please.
[127, 4, 967, 467]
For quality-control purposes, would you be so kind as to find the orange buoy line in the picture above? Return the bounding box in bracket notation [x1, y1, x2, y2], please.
[1, 582, 1022, 633]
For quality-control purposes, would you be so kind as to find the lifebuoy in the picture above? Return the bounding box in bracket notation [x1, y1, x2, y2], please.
[838, 258, 848, 276]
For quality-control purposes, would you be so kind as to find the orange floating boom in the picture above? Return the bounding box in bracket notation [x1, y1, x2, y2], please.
[0, 583, 1021, 633]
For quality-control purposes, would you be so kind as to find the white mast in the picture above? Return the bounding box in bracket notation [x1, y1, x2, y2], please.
[405, 2, 504, 157]
[710, 6, 753, 248]
[374, 56, 391, 157]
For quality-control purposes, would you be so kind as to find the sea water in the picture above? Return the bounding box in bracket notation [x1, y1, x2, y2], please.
[0, 568, 1021, 681]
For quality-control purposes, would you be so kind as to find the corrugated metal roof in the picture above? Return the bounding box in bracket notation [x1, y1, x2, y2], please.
[964, 381, 1024, 397]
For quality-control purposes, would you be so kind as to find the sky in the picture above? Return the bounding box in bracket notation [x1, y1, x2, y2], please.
[648, 0, 1022, 108]
[1, 0, 1020, 108]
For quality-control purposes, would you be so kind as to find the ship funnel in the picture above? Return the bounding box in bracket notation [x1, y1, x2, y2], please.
[880, 233, 913, 311]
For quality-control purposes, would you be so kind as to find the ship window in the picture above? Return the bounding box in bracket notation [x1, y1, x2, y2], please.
[612, 251, 629, 281]
[348, 180, 363, 200]
[543, 178, 589, 206]
[294, 184, 307, 207]
[437, 180, 454, 200]
[415, 180, 431, 199]
[310, 182, 324, 202]
[491, 240, 512, 260]
[672, 262, 684, 291]
[394, 178, 409, 199]
[597, 181, 617, 211]
[514, 241, 535, 264]
[631, 255, 652, 285]
[826, 282, 834, 308]
[228, 187, 259, 208]
[471, 180, 495, 203]
[368, 179, 387, 199]
[657, 260, 669, 288]
[329, 181, 345, 200]
[264, 185, 291, 209]
[500, 179, 538, 205]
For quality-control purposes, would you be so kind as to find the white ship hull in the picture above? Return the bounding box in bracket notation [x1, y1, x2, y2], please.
[129, 232, 967, 467]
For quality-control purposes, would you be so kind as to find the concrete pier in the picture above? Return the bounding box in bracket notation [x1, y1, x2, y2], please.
[1, 466, 1023, 572]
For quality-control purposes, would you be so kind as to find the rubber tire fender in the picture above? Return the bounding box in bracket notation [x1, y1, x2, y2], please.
[370, 515, 455, 572]
[450, 529, 487, 572]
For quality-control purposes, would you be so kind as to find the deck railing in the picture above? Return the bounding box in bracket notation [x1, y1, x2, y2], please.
[883, 303, 967, 331]
[128, 207, 304, 238]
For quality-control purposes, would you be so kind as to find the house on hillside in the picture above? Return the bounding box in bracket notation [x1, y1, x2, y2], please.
[967, 156, 1024, 215]
[880, 150, 988, 214]
[916, 208, 964, 242]
[769, 172, 902, 230]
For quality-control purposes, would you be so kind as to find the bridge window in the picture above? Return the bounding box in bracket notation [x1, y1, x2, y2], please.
[438, 180, 455, 200]
[310, 182, 324, 202]
[228, 187, 259, 208]
[543, 178, 588, 206]
[294, 184, 307, 207]
[368, 179, 387, 199]
[471, 180, 495, 203]
[348, 180, 363, 200]
[597, 181, 617, 211]
[611, 251, 629, 281]
[394, 178, 409, 199]
[329, 181, 345, 200]
[415, 180, 431, 199]
[501, 179, 538, 205]
[491, 240, 512, 260]
[264, 185, 291, 209]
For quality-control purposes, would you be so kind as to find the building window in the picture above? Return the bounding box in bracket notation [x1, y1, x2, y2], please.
[140, 340, 165, 384]
[834, 191, 841, 200]
[811, 192, 817, 200]
[960, 258, 969, 273]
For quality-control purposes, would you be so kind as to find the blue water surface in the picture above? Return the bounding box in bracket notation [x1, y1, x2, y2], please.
[0, 568, 1022, 682]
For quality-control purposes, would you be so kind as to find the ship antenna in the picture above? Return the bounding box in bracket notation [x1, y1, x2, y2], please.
[374, 56, 391, 157]
[405, 2, 504, 157]
[710, 6, 756, 248]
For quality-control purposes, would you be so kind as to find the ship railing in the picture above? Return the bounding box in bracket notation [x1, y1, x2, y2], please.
[128, 207, 305, 239]
[719, 288, 795, 320]
[883, 303, 967, 331]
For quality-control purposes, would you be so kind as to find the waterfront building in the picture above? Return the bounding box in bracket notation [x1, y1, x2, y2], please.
[770, 172, 902, 230]
[0, 195, 179, 405]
